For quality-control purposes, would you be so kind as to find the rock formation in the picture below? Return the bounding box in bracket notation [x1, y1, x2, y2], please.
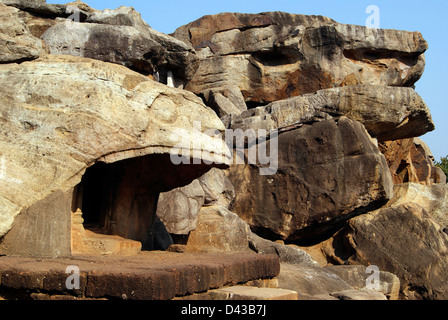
[0, 0, 446, 301]
[228, 117, 394, 243]
[379, 138, 445, 184]
[0, 53, 229, 256]
[173, 12, 427, 105]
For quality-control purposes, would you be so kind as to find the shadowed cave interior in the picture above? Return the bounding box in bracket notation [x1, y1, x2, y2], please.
[71, 154, 212, 251]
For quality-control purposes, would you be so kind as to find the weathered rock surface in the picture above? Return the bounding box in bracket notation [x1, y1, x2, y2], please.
[85, 5, 149, 30]
[0, 3, 44, 63]
[157, 180, 206, 236]
[173, 12, 427, 104]
[181, 206, 252, 253]
[249, 233, 319, 267]
[227, 85, 434, 142]
[329, 289, 387, 300]
[41, 14, 199, 84]
[325, 265, 401, 300]
[0, 0, 87, 18]
[228, 117, 394, 243]
[157, 168, 235, 235]
[0, 55, 229, 257]
[276, 263, 353, 299]
[207, 285, 299, 300]
[197, 168, 235, 207]
[16, 10, 64, 39]
[387, 183, 448, 230]
[202, 85, 248, 118]
[379, 138, 445, 184]
[326, 203, 448, 300]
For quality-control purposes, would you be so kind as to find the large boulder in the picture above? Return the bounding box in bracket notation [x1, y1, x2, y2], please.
[228, 117, 394, 243]
[156, 179, 206, 236]
[156, 168, 235, 235]
[85, 5, 149, 30]
[41, 11, 199, 85]
[180, 206, 252, 253]
[173, 12, 427, 104]
[325, 265, 401, 300]
[276, 263, 353, 299]
[326, 203, 448, 300]
[0, 3, 44, 63]
[227, 85, 434, 142]
[248, 233, 319, 267]
[0, 55, 229, 257]
[387, 183, 448, 230]
[0, 0, 90, 19]
[379, 138, 446, 184]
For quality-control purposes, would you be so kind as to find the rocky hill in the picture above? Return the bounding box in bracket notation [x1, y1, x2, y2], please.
[0, 0, 446, 300]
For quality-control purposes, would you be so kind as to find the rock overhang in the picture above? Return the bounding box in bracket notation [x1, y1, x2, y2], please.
[173, 11, 429, 104]
[0, 54, 231, 251]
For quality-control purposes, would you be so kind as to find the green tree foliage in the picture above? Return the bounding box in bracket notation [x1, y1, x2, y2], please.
[435, 156, 448, 183]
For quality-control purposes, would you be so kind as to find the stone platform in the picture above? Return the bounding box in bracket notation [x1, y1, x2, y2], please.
[0, 252, 280, 300]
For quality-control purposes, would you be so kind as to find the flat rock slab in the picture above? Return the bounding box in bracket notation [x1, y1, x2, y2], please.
[210, 286, 298, 300]
[0, 252, 280, 300]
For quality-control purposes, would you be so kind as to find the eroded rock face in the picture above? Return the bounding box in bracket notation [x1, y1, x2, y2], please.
[85, 5, 148, 30]
[0, 55, 229, 256]
[0, 0, 90, 19]
[41, 12, 199, 84]
[228, 117, 394, 243]
[387, 183, 448, 230]
[327, 203, 448, 300]
[0, 3, 44, 63]
[227, 85, 434, 142]
[182, 206, 252, 253]
[325, 265, 401, 300]
[379, 138, 445, 184]
[173, 12, 427, 104]
[157, 168, 235, 235]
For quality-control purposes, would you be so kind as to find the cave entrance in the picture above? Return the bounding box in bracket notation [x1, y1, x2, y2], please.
[71, 154, 212, 256]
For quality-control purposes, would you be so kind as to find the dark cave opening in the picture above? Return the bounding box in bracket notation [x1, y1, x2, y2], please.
[71, 154, 214, 252]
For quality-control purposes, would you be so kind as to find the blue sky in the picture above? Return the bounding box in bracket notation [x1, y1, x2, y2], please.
[49, 0, 448, 160]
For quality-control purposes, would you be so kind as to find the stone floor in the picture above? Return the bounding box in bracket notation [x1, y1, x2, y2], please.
[0, 252, 280, 300]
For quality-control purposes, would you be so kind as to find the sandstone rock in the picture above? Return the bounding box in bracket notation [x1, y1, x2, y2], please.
[157, 180, 205, 235]
[85, 6, 147, 29]
[0, 3, 44, 63]
[208, 285, 298, 300]
[387, 183, 448, 230]
[41, 18, 199, 85]
[228, 85, 434, 142]
[182, 206, 252, 253]
[0, 0, 90, 20]
[85, 5, 200, 84]
[327, 203, 448, 300]
[202, 85, 248, 118]
[249, 232, 319, 267]
[329, 289, 387, 300]
[0, 55, 229, 257]
[157, 168, 235, 235]
[65, 1, 98, 13]
[197, 168, 235, 207]
[228, 117, 393, 243]
[379, 138, 445, 184]
[17, 10, 64, 38]
[325, 265, 401, 300]
[276, 263, 353, 298]
[174, 12, 427, 104]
